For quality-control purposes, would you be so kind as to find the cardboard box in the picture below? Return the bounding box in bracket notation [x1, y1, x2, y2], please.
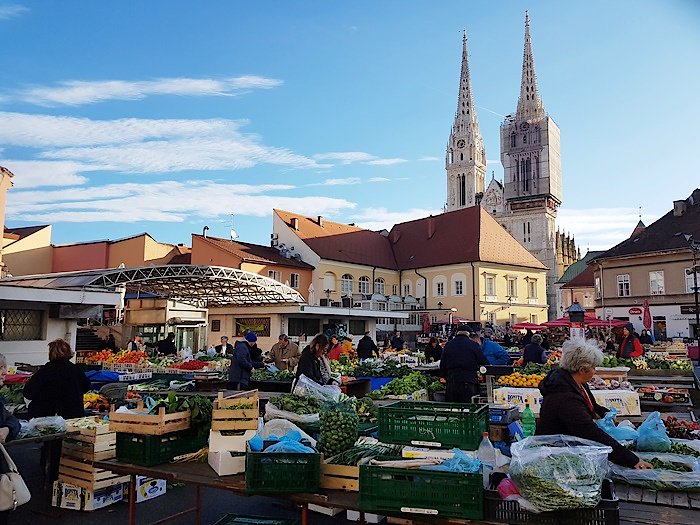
[591, 390, 641, 416]
[308, 503, 345, 516]
[208, 429, 256, 453]
[125, 476, 167, 503]
[386, 389, 427, 401]
[347, 510, 384, 523]
[208, 450, 246, 476]
[492, 387, 542, 415]
[52, 480, 124, 511]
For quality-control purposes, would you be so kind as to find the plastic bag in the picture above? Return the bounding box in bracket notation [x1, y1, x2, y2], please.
[610, 452, 700, 492]
[262, 418, 317, 446]
[637, 411, 671, 452]
[263, 440, 316, 453]
[596, 406, 639, 442]
[496, 477, 541, 514]
[17, 415, 67, 439]
[420, 448, 481, 473]
[263, 401, 319, 424]
[510, 435, 612, 512]
[293, 374, 341, 403]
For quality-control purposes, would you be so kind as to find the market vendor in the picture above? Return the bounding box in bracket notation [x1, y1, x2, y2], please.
[296, 334, 338, 385]
[537, 338, 652, 469]
[440, 329, 489, 403]
[327, 334, 343, 361]
[616, 323, 643, 359]
[476, 329, 511, 365]
[267, 334, 301, 370]
[424, 337, 442, 362]
[0, 353, 20, 443]
[229, 332, 265, 390]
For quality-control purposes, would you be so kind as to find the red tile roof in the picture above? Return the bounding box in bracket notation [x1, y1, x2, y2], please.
[275, 207, 546, 271]
[562, 263, 595, 288]
[194, 234, 314, 269]
[274, 210, 397, 269]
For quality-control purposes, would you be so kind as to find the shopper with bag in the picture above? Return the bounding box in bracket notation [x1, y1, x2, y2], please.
[0, 352, 28, 523]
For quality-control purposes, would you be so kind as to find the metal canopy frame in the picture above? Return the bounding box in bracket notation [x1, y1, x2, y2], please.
[2, 265, 305, 307]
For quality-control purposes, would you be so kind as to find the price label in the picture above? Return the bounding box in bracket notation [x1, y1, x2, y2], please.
[411, 440, 442, 447]
[401, 507, 438, 515]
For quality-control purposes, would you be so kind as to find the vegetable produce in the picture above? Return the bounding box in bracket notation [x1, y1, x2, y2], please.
[317, 401, 359, 459]
[664, 416, 700, 440]
[0, 384, 25, 405]
[328, 439, 402, 465]
[269, 393, 321, 415]
[669, 442, 700, 458]
[381, 372, 430, 396]
[83, 392, 109, 411]
[329, 360, 355, 376]
[68, 417, 109, 430]
[250, 368, 296, 381]
[517, 363, 551, 375]
[496, 372, 546, 388]
[352, 359, 411, 378]
[170, 360, 208, 370]
[354, 396, 378, 423]
[150, 392, 213, 437]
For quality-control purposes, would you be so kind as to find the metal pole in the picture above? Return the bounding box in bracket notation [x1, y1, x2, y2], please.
[693, 246, 699, 343]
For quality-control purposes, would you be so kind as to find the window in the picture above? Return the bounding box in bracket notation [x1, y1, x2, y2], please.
[323, 272, 336, 292]
[430, 315, 437, 323]
[436, 282, 445, 297]
[530, 314, 538, 324]
[583, 294, 593, 308]
[527, 279, 538, 299]
[0, 309, 43, 341]
[488, 311, 496, 324]
[341, 274, 353, 294]
[685, 268, 699, 294]
[617, 274, 631, 297]
[403, 283, 411, 297]
[374, 278, 385, 295]
[391, 285, 397, 295]
[595, 277, 601, 299]
[288, 317, 320, 337]
[510, 313, 518, 325]
[289, 273, 300, 288]
[268, 270, 280, 281]
[522, 222, 531, 243]
[358, 276, 370, 295]
[649, 271, 664, 295]
[507, 277, 517, 298]
[211, 319, 221, 332]
[510, 133, 516, 147]
[454, 280, 464, 296]
[349, 320, 365, 334]
[485, 274, 496, 299]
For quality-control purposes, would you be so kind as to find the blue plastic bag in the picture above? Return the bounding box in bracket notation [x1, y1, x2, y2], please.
[263, 441, 315, 453]
[636, 411, 671, 452]
[420, 449, 481, 473]
[596, 407, 639, 442]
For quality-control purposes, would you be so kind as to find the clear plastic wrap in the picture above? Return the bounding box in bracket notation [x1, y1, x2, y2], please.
[610, 452, 700, 492]
[510, 435, 612, 511]
[293, 374, 341, 402]
[262, 418, 317, 447]
[637, 411, 671, 452]
[596, 407, 639, 442]
[263, 401, 319, 424]
[17, 416, 67, 438]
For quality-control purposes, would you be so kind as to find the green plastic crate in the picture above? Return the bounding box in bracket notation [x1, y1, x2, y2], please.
[245, 442, 320, 493]
[378, 401, 489, 449]
[116, 429, 207, 467]
[359, 459, 483, 520]
[214, 515, 300, 525]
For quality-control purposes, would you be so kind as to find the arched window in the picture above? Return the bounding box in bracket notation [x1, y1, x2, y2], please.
[374, 278, 385, 295]
[341, 274, 353, 294]
[323, 272, 336, 292]
[358, 276, 370, 295]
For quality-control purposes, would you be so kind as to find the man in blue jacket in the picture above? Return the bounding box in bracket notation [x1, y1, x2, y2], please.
[474, 329, 512, 365]
[440, 330, 490, 403]
[228, 332, 264, 389]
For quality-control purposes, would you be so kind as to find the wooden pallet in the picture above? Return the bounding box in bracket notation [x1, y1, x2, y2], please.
[211, 390, 258, 431]
[319, 460, 359, 492]
[109, 402, 190, 435]
[58, 456, 129, 491]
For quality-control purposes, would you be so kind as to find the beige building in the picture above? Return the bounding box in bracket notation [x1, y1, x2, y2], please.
[273, 206, 548, 336]
[592, 190, 700, 340]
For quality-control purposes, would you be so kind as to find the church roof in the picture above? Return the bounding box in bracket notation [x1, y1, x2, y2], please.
[594, 189, 700, 261]
[274, 210, 397, 269]
[276, 207, 547, 272]
[630, 219, 646, 238]
[556, 250, 604, 284]
[193, 234, 314, 270]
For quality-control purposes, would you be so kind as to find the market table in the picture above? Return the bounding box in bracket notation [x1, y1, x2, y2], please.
[94, 459, 495, 525]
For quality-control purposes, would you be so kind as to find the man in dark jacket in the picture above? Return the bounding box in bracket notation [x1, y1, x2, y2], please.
[228, 332, 264, 389]
[390, 331, 405, 350]
[215, 335, 234, 355]
[356, 331, 379, 359]
[156, 332, 177, 355]
[440, 330, 489, 403]
[537, 339, 651, 468]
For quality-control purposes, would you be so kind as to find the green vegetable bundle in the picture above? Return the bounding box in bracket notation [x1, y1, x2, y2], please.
[269, 393, 321, 415]
[355, 396, 378, 423]
[328, 440, 402, 465]
[250, 368, 296, 381]
[317, 401, 359, 459]
[150, 392, 213, 437]
[381, 372, 429, 396]
[353, 360, 412, 378]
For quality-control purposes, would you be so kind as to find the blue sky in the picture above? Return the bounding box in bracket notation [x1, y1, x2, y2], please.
[1, 1, 699, 252]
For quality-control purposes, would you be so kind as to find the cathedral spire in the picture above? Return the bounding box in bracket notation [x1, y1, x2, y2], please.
[453, 29, 481, 138]
[516, 11, 545, 121]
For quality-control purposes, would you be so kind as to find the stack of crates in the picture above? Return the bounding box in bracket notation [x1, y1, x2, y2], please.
[359, 401, 489, 520]
[208, 390, 259, 475]
[54, 417, 129, 511]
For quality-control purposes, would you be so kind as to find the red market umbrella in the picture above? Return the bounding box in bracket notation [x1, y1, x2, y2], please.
[511, 322, 545, 330]
[542, 318, 571, 328]
[586, 318, 627, 328]
[642, 299, 652, 331]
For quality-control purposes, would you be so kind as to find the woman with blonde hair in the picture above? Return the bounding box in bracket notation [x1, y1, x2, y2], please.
[24, 339, 91, 419]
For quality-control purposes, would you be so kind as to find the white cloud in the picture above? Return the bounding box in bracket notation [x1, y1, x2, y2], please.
[307, 177, 362, 187]
[557, 207, 657, 252]
[6, 180, 356, 224]
[17, 76, 283, 106]
[364, 158, 407, 166]
[0, 5, 28, 20]
[313, 151, 406, 166]
[351, 207, 442, 232]
[368, 177, 390, 183]
[1, 160, 89, 188]
[418, 156, 440, 162]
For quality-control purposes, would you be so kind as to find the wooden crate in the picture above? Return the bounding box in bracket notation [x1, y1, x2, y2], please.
[58, 456, 129, 491]
[64, 417, 117, 461]
[211, 390, 258, 431]
[320, 459, 359, 492]
[109, 402, 190, 435]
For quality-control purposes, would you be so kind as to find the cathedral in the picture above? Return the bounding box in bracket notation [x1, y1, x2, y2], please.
[445, 12, 579, 320]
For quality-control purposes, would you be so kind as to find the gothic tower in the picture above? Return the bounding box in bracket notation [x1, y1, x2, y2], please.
[445, 30, 486, 211]
[499, 12, 563, 319]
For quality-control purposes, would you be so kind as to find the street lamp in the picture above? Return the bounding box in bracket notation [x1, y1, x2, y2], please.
[686, 240, 700, 342]
[568, 300, 586, 340]
[437, 301, 443, 310]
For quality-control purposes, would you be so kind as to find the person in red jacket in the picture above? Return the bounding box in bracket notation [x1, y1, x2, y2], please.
[616, 323, 643, 358]
[327, 334, 343, 361]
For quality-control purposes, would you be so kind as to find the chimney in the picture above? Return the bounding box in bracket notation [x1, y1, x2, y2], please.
[317, 216, 323, 227]
[427, 216, 436, 239]
[673, 200, 687, 217]
[290, 217, 299, 230]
